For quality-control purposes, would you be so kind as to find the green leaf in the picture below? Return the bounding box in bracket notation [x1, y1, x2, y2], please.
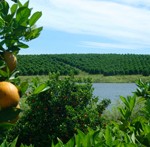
[19, 82, 28, 96]
[57, 138, 64, 147]
[25, 27, 43, 40]
[128, 96, 136, 111]
[11, 3, 18, 14]
[0, 140, 8, 147]
[104, 126, 113, 146]
[33, 83, 50, 94]
[17, 42, 29, 48]
[9, 70, 20, 80]
[65, 137, 74, 147]
[120, 96, 129, 109]
[0, 69, 8, 78]
[118, 107, 126, 119]
[29, 11, 42, 26]
[75, 129, 85, 146]
[18, 1, 23, 7]
[16, 7, 31, 25]
[1, 1, 9, 16]
[23, 0, 29, 7]
[131, 133, 136, 144]
[0, 17, 4, 28]
[0, 107, 21, 122]
[11, 0, 18, 3]
[10, 137, 18, 147]
[0, 123, 14, 131]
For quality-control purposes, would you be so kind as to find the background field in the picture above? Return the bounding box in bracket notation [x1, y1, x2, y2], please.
[19, 74, 150, 83]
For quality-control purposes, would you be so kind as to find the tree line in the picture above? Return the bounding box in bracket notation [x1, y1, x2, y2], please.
[17, 54, 150, 76]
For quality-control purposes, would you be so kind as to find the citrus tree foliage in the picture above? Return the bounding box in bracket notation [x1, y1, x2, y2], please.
[0, 0, 42, 53]
[6, 73, 110, 147]
[0, 0, 42, 143]
[17, 54, 150, 76]
[2, 79, 150, 146]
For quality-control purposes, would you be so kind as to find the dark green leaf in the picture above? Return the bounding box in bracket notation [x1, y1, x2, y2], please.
[0, 17, 4, 28]
[0, 123, 13, 131]
[0, 107, 21, 122]
[1, 1, 9, 16]
[17, 42, 29, 48]
[11, 0, 18, 3]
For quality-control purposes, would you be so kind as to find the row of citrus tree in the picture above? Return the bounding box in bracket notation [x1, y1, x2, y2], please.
[17, 54, 150, 76]
[17, 55, 79, 75]
[53, 54, 150, 76]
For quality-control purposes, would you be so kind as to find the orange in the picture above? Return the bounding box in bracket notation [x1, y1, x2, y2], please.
[3, 51, 17, 72]
[0, 81, 20, 109]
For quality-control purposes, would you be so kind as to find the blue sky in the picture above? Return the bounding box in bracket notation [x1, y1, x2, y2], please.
[10, 0, 150, 54]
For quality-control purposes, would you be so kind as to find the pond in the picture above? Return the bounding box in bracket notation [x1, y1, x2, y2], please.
[93, 83, 137, 107]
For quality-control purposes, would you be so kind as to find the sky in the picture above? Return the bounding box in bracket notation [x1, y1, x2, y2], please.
[8, 0, 150, 54]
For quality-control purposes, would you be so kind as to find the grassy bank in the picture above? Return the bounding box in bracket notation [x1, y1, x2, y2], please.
[19, 74, 150, 83]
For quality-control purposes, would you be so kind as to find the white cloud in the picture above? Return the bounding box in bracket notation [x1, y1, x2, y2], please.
[110, 0, 150, 8]
[7, 0, 150, 50]
[81, 41, 149, 50]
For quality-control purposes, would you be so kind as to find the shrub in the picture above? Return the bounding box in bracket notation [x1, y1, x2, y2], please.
[6, 73, 110, 147]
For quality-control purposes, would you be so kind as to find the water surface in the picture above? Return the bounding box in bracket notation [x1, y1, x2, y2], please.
[93, 83, 137, 106]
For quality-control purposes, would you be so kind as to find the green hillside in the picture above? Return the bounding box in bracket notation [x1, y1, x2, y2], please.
[17, 54, 150, 76]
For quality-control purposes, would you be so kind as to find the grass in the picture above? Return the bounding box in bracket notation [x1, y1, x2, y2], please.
[19, 74, 150, 83]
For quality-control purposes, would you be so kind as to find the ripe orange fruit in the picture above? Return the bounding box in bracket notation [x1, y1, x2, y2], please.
[0, 81, 20, 109]
[3, 51, 17, 72]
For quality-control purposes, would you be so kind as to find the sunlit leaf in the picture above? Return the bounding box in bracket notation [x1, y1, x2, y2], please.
[9, 71, 19, 81]
[11, 3, 18, 14]
[29, 11, 42, 26]
[23, 0, 29, 7]
[104, 126, 113, 146]
[33, 83, 50, 94]
[16, 7, 31, 25]
[25, 27, 43, 40]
